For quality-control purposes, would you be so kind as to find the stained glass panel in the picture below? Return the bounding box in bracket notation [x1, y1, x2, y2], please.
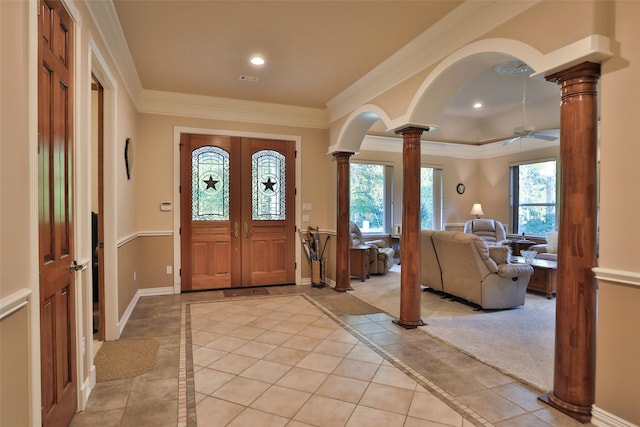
[192, 146, 229, 221]
[252, 150, 286, 220]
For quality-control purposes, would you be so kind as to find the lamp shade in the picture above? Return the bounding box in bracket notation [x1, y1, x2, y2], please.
[470, 203, 484, 217]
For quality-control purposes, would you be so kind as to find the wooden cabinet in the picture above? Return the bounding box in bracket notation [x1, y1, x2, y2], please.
[350, 245, 370, 281]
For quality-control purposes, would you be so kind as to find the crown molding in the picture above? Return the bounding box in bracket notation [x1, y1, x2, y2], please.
[137, 90, 329, 129]
[360, 134, 558, 159]
[327, 0, 540, 123]
[85, 0, 143, 102]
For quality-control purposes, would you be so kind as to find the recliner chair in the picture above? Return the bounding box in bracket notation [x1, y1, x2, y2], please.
[463, 219, 509, 246]
[350, 221, 395, 275]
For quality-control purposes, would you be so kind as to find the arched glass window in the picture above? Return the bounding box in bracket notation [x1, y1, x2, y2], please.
[192, 146, 229, 221]
[252, 150, 286, 220]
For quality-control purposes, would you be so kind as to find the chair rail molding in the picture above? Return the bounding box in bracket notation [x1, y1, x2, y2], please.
[592, 267, 640, 288]
[0, 288, 32, 321]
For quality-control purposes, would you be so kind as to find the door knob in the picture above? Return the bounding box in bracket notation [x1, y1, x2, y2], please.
[244, 222, 251, 238]
[233, 222, 239, 238]
[69, 260, 86, 272]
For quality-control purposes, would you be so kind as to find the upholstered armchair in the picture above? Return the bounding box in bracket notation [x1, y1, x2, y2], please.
[463, 219, 510, 246]
[350, 221, 395, 275]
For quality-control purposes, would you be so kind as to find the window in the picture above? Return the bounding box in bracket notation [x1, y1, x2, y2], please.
[421, 166, 443, 230]
[510, 159, 557, 235]
[350, 162, 392, 233]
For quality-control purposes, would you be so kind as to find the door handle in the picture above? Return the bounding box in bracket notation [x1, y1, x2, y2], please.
[233, 222, 239, 238]
[69, 260, 86, 272]
[244, 222, 251, 238]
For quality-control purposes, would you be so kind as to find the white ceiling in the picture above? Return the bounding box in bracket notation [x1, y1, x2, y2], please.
[112, 0, 561, 145]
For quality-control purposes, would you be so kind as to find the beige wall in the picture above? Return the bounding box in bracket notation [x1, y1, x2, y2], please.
[0, 307, 30, 427]
[595, 1, 640, 423]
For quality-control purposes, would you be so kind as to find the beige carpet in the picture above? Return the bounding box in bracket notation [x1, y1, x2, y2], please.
[349, 265, 555, 392]
[95, 338, 159, 382]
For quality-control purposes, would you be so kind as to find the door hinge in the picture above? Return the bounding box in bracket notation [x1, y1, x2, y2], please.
[179, 268, 182, 276]
[295, 150, 297, 158]
[294, 225, 297, 232]
[295, 262, 297, 269]
[295, 188, 297, 196]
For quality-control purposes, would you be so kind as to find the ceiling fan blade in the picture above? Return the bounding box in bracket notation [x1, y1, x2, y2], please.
[532, 133, 558, 141]
[503, 136, 520, 146]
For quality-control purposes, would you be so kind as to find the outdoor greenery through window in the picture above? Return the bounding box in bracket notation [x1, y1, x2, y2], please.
[350, 162, 391, 233]
[421, 166, 443, 230]
[510, 159, 557, 235]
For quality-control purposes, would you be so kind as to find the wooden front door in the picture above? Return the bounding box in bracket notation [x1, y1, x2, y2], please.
[38, 1, 77, 426]
[180, 134, 295, 290]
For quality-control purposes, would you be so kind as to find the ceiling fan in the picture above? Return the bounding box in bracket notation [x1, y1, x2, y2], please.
[502, 63, 558, 146]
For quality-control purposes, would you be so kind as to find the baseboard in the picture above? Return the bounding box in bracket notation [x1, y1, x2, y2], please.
[592, 405, 637, 427]
[80, 368, 96, 410]
[118, 286, 174, 336]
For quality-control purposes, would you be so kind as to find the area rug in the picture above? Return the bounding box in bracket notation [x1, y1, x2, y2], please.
[349, 266, 555, 392]
[94, 338, 159, 382]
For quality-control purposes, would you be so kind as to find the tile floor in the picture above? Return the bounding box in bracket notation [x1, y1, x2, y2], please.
[71, 283, 593, 427]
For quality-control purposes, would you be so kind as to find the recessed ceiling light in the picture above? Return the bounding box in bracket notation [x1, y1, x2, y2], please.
[250, 55, 265, 66]
[473, 102, 483, 109]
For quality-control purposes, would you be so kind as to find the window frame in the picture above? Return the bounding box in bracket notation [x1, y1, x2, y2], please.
[510, 158, 558, 236]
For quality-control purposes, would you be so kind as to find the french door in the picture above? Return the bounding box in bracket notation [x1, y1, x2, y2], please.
[180, 134, 295, 290]
[38, 1, 77, 425]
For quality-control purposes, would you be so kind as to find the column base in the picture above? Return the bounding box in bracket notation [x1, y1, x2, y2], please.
[393, 318, 425, 329]
[333, 285, 353, 292]
[539, 392, 592, 423]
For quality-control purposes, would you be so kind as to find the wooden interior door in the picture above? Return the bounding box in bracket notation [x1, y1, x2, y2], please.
[180, 134, 295, 290]
[38, 1, 77, 425]
[240, 138, 296, 286]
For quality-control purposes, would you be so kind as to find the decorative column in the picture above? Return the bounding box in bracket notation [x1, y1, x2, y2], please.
[394, 127, 428, 328]
[333, 151, 354, 292]
[540, 62, 600, 422]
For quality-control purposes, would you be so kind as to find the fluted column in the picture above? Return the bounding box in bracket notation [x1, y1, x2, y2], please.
[540, 62, 600, 422]
[333, 151, 354, 292]
[394, 127, 428, 328]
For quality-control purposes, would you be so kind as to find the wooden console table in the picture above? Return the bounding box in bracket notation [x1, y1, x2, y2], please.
[350, 245, 370, 282]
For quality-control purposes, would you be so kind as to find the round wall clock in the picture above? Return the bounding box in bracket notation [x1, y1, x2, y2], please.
[124, 138, 132, 180]
[456, 183, 465, 194]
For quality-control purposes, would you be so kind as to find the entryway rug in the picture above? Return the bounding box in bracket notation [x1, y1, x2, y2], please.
[95, 338, 159, 382]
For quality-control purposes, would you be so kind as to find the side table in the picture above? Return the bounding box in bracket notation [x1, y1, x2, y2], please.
[350, 245, 370, 282]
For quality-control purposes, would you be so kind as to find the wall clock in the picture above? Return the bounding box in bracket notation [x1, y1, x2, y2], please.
[456, 183, 465, 194]
[124, 138, 132, 180]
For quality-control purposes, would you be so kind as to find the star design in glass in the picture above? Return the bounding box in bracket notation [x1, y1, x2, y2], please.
[204, 175, 219, 190]
[262, 177, 277, 192]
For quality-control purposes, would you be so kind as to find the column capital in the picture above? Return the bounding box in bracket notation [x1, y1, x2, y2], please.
[394, 126, 431, 137]
[332, 151, 354, 160]
[546, 61, 601, 84]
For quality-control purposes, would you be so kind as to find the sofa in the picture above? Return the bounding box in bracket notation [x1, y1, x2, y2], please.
[350, 221, 395, 275]
[463, 219, 510, 246]
[421, 230, 534, 309]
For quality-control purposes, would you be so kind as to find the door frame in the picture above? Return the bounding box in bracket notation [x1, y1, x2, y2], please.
[173, 127, 302, 293]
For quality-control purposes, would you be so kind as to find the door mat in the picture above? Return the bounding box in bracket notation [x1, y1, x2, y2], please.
[223, 287, 269, 298]
[95, 338, 159, 382]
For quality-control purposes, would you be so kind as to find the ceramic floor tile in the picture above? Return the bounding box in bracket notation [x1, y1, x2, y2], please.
[192, 346, 227, 367]
[127, 377, 177, 406]
[408, 389, 465, 425]
[193, 367, 235, 395]
[233, 340, 278, 358]
[208, 352, 259, 374]
[196, 396, 245, 426]
[281, 334, 324, 351]
[332, 358, 381, 382]
[293, 395, 356, 427]
[227, 407, 289, 427]
[276, 367, 329, 393]
[263, 346, 310, 366]
[295, 352, 343, 373]
[254, 330, 294, 345]
[371, 364, 418, 390]
[205, 335, 249, 352]
[313, 338, 356, 357]
[358, 382, 415, 415]
[119, 400, 178, 427]
[240, 359, 292, 383]
[250, 384, 312, 418]
[212, 376, 271, 406]
[314, 374, 369, 403]
[298, 324, 335, 339]
[458, 389, 527, 423]
[345, 343, 384, 364]
[345, 405, 406, 427]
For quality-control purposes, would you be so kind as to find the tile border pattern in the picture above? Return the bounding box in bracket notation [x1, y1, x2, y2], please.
[177, 293, 496, 427]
